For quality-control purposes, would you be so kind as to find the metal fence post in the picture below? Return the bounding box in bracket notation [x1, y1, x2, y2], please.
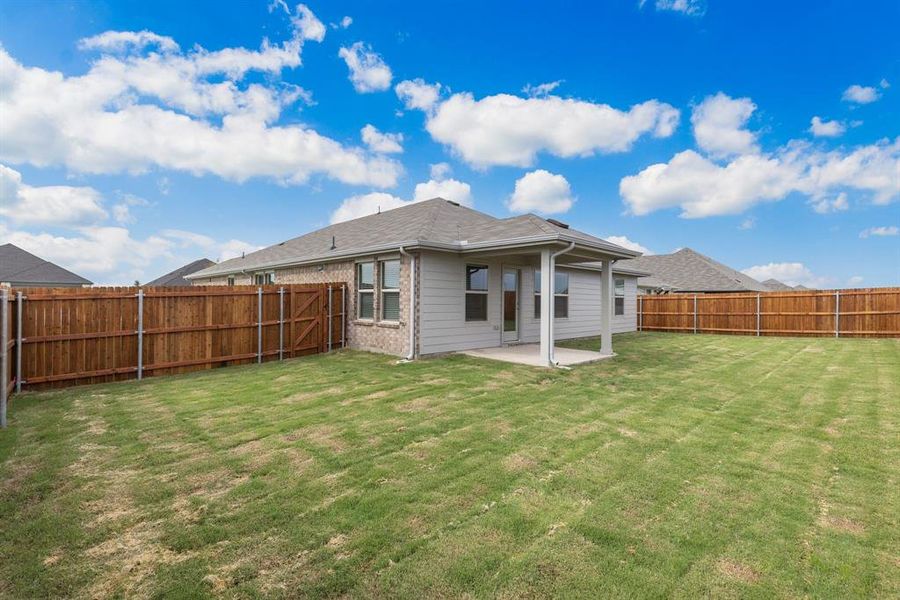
[15, 291, 23, 393]
[693, 294, 698, 334]
[835, 290, 840, 338]
[257, 287, 263, 363]
[2, 288, 9, 428]
[136, 289, 144, 381]
[756, 293, 761, 337]
[341, 284, 346, 348]
[278, 287, 285, 361]
[327, 285, 333, 352]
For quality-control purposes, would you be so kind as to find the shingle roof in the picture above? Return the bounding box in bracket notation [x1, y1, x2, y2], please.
[0, 243, 93, 286]
[189, 198, 639, 279]
[145, 258, 216, 287]
[761, 278, 794, 291]
[620, 248, 768, 293]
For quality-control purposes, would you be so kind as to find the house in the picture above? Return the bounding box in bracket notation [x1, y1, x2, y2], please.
[0, 243, 92, 288]
[145, 258, 216, 287]
[761, 278, 793, 291]
[187, 198, 646, 365]
[619, 247, 768, 294]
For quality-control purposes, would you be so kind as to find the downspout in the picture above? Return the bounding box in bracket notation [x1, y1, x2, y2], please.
[399, 246, 416, 360]
[549, 242, 576, 366]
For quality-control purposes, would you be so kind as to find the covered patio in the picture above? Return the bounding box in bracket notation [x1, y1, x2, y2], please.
[460, 343, 612, 367]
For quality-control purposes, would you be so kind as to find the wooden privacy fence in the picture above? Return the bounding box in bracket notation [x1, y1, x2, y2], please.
[0, 284, 347, 425]
[638, 287, 900, 338]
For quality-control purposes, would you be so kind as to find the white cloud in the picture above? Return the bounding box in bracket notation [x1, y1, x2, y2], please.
[691, 93, 758, 159]
[413, 178, 472, 206]
[0, 163, 108, 225]
[741, 262, 830, 288]
[395, 78, 442, 112]
[338, 42, 392, 93]
[739, 217, 756, 230]
[419, 92, 679, 168]
[621, 92, 900, 218]
[605, 235, 652, 255]
[809, 116, 846, 138]
[160, 228, 263, 260]
[644, 0, 706, 16]
[360, 124, 403, 154]
[810, 192, 848, 214]
[523, 80, 562, 98]
[507, 170, 574, 215]
[111, 192, 149, 224]
[291, 4, 326, 42]
[0, 17, 400, 189]
[78, 30, 180, 53]
[847, 275, 864, 286]
[429, 162, 452, 180]
[859, 225, 898, 238]
[842, 84, 881, 104]
[333, 16, 353, 29]
[880, 78, 890, 89]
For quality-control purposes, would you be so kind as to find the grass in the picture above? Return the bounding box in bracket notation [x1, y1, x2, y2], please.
[1, 332, 898, 599]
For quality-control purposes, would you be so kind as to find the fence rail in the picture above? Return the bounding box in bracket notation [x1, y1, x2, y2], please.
[0, 284, 347, 423]
[638, 287, 900, 338]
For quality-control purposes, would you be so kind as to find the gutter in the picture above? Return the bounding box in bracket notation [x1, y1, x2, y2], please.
[548, 242, 576, 366]
[398, 246, 416, 361]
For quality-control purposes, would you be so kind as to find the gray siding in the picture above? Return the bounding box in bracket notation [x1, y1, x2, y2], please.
[418, 251, 638, 355]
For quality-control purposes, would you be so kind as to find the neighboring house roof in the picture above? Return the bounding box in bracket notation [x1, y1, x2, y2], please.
[0, 243, 93, 286]
[188, 198, 641, 280]
[145, 258, 216, 287]
[619, 247, 768, 293]
[761, 278, 794, 291]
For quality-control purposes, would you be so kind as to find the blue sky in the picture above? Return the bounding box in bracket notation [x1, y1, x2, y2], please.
[0, 0, 897, 286]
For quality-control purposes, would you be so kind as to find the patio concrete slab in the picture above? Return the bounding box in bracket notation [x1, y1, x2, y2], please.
[460, 343, 612, 367]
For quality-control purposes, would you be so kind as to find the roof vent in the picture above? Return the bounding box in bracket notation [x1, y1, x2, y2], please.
[446, 200, 460, 207]
[330, 236, 336, 250]
[547, 218, 569, 229]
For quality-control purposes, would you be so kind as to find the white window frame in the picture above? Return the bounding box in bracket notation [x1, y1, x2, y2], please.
[465, 264, 489, 322]
[534, 269, 569, 319]
[253, 271, 274, 285]
[356, 261, 375, 320]
[380, 259, 401, 322]
[615, 278, 626, 316]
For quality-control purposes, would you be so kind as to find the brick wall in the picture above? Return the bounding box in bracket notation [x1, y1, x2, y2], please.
[195, 254, 416, 357]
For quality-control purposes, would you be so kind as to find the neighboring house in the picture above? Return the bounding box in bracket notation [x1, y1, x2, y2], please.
[187, 198, 646, 364]
[0, 243, 92, 288]
[620, 247, 768, 294]
[761, 278, 794, 291]
[145, 258, 216, 287]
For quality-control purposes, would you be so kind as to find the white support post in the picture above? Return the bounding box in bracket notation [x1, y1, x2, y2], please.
[15, 291, 23, 393]
[278, 287, 285, 361]
[1, 288, 8, 428]
[756, 293, 761, 336]
[693, 294, 698, 334]
[600, 258, 613, 356]
[136, 289, 144, 381]
[257, 287, 263, 363]
[539, 249, 553, 366]
[835, 290, 840, 338]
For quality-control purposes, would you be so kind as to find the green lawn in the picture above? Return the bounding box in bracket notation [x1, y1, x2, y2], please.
[1, 333, 898, 599]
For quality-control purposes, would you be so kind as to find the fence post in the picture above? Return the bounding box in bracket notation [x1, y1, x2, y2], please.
[136, 289, 144, 381]
[278, 287, 285, 361]
[756, 293, 761, 337]
[327, 285, 333, 352]
[257, 287, 263, 363]
[835, 290, 840, 338]
[693, 294, 698, 334]
[1, 288, 8, 429]
[638, 295, 642, 331]
[341, 284, 346, 348]
[15, 291, 23, 393]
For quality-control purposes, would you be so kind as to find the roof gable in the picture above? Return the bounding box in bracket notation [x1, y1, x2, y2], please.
[145, 258, 216, 286]
[623, 247, 767, 292]
[0, 243, 93, 286]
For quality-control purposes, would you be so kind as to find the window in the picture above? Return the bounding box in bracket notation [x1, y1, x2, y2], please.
[357, 262, 374, 319]
[226, 276, 235, 286]
[465, 265, 488, 321]
[253, 272, 274, 285]
[534, 270, 569, 318]
[615, 278, 625, 315]
[380, 259, 400, 321]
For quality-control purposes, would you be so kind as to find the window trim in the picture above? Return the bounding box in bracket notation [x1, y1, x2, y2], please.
[253, 271, 274, 285]
[379, 259, 401, 322]
[533, 269, 569, 319]
[614, 277, 626, 316]
[465, 264, 489, 322]
[226, 276, 235, 286]
[356, 261, 375, 321]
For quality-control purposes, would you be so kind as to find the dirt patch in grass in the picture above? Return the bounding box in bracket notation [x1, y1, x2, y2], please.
[717, 558, 760, 583]
[286, 425, 346, 453]
[617, 427, 638, 438]
[820, 515, 865, 535]
[503, 452, 538, 472]
[394, 396, 440, 413]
